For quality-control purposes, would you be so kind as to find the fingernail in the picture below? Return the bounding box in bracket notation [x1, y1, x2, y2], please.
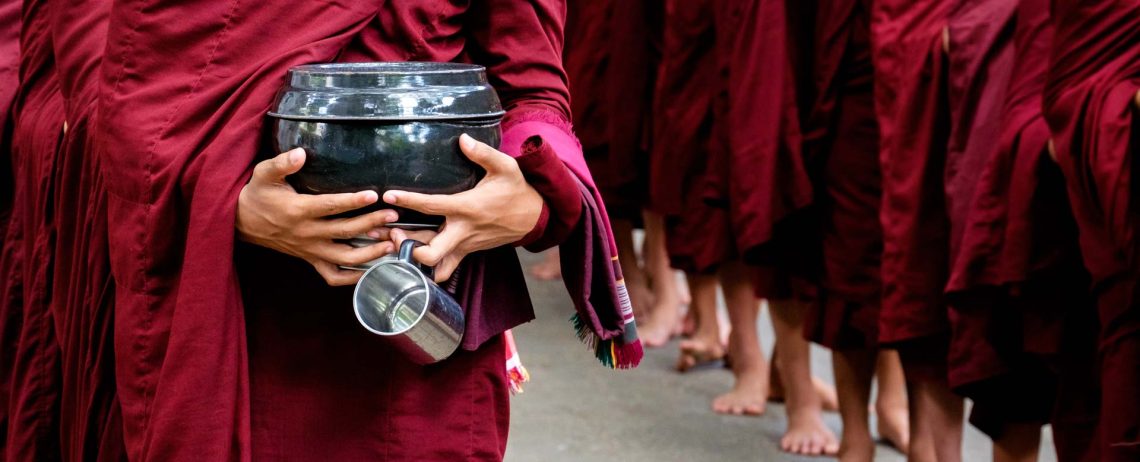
[386, 211, 399, 222]
[459, 133, 476, 151]
[359, 190, 378, 203]
[383, 191, 399, 204]
[288, 148, 304, 165]
[366, 229, 382, 239]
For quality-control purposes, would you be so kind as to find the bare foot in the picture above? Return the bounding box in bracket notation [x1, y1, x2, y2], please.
[637, 313, 675, 348]
[875, 402, 910, 454]
[676, 337, 726, 372]
[529, 250, 562, 280]
[781, 408, 840, 456]
[712, 369, 768, 416]
[628, 277, 654, 320]
[679, 308, 697, 338]
[838, 433, 875, 462]
[768, 370, 839, 412]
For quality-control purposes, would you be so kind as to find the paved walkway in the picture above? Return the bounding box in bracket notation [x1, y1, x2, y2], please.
[505, 250, 1057, 461]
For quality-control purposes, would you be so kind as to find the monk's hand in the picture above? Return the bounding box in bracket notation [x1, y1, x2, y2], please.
[382, 134, 543, 283]
[236, 148, 399, 286]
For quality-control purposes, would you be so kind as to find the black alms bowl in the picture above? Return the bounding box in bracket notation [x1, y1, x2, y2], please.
[268, 62, 505, 227]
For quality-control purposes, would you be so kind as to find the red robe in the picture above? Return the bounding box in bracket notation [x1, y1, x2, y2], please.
[650, 0, 734, 274]
[1, 0, 65, 460]
[49, 0, 127, 459]
[712, 0, 813, 277]
[944, 0, 1099, 451]
[870, 0, 953, 351]
[564, 0, 658, 221]
[96, 1, 607, 460]
[801, 0, 884, 350]
[1043, 0, 1140, 459]
[0, 0, 22, 456]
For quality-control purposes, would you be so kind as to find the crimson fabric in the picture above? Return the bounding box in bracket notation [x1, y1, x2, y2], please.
[516, 135, 585, 252]
[943, 0, 1100, 446]
[1, 0, 64, 460]
[49, 0, 127, 459]
[803, 0, 884, 350]
[651, 0, 734, 274]
[96, 1, 590, 460]
[870, 0, 953, 345]
[564, 0, 656, 221]
[1043, 0, 1140, 458]
[712, 0, 812, 264]
[0, 0, 23, 455]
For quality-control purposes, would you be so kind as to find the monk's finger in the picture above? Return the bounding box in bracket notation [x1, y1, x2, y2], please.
[252, 148, 305, 185]
[383, 190, 462, 216]
[309, 259, 364, 286]
[389, 228, 439, 247]
[309, 209, 397, 240]
[432, 254, 464, 283]
[311, 240, 394, 268]
[295, 190, 379, 218]
[458, 133, 518, 175]
[411, 225, 464, 267]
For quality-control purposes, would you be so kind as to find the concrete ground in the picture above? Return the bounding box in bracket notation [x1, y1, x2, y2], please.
[506, 250, 1058, 462]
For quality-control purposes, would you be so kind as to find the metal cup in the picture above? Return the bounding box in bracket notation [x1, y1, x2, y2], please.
[352, 239, 465, 364]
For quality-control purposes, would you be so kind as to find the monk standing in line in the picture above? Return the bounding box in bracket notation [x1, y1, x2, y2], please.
[650, 0, 739, 380]
[701, 0, 842, 455]
[945, 1, 1102, 460]
[1044, 0, 1140, 460]
[96, 1, 639, 460]
[798, 0, 911, 459]
[870, 0, 966, 460]
[0, 0, 66, 459]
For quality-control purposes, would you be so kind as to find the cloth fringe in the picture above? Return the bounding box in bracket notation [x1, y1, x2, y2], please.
[570, 313, 643, 369]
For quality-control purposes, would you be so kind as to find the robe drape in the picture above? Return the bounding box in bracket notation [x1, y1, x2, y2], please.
[96, 1, 607, 460]
[650, 0, 734, 274]
[49, 0, 127, 459]
[1, 0, 65, 460]
[802, 0, 884, 350]
[1043, 0, 1140, 458]
[944, 0, 1099, 450]
[0, 0, 23, 455]
[870, 0, 953, 350]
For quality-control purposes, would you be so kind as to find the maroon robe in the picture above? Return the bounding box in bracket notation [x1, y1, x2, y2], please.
[0, 0, 22, 454]
[650, 0, 734, 274]
[1043, 0, 1140, 459]
[49, 0, 127, 459]
[96, 1, 606, 460]
[1, 0, 64, 460]
[870, 0, 953, 352]
[802, 0, 884, 350]
[944, 0, 1099, 451]
[564, 0, 657, 222]
[712, 0, 813, 276]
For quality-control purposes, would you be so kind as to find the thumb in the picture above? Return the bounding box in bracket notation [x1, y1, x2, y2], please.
[458, 133, 516, 175]
[253, 148, 305, 184]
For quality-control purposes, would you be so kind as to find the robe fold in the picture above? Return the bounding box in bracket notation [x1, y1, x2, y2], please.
[49, 0, 127, 459]
[1, 0, 65, 460]
[711, 0, 814, 278]
[650, 0, 734, 274]
[802, 0, 884, 350]
[944, 0, 1099, 449]
[564, 0, 657, 222]
[871, 0, 953, 347]
[96, 1, 614, 460]
[1043, 0, 1140, 458]
[0, 0, 22, 455]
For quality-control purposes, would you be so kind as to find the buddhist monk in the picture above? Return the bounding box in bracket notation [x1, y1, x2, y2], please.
[1043, 0, 1140, 460]
[945, 2, 1101, 461]
[49, 0, 128, 459]
[798, 0, 912, 459]
[650, 0, 737, 376]
[871, 0, 966, 460]
[1, 0, 67, 460]
[96, 1, 639, 460]
[698, 0, 840, 455]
